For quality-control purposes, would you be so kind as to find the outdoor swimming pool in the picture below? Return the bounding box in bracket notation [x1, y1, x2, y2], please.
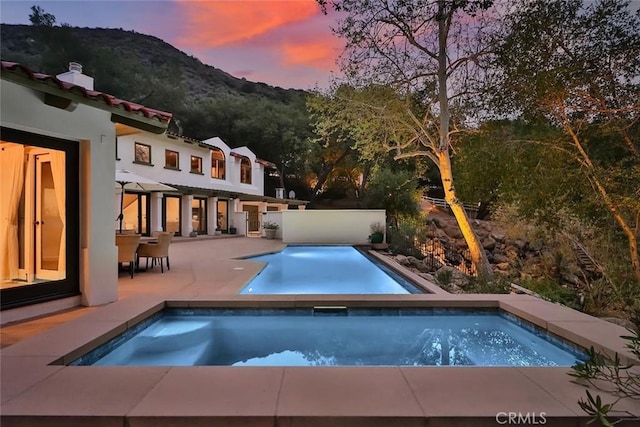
[72, 308, 586, 367]
[239, 245, 423, 294]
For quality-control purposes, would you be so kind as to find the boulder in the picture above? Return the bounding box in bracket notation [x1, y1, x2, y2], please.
[395, 254, 408, 265]
[514, 239, 528, 251]
[491, 231, 506, 242]
[444, 226, 464, 240]
[493, 253, 510, 264]
[482, 237, 496, 251]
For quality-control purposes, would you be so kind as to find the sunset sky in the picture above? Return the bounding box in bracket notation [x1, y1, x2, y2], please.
[0, 0, 345, 89]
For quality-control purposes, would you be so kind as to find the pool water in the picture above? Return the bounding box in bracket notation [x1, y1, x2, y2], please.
[239, 246, 421, 294]
[73, 308, 585, 367]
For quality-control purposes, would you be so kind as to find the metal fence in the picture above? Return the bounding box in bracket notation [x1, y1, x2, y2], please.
[417, 238, 475, 276]
[423, 196, 480, 219]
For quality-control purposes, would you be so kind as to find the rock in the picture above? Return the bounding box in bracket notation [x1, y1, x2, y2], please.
[493, 253, 510, 264]
[418, 273, 436, 283]
[395, 254, 408, 265]
[482, 237, 496, 251]
[444, 226, 463, 240]
[514, 239, 528, 250]
[496, 262, 510, 271]
[491, 231, 506, 242]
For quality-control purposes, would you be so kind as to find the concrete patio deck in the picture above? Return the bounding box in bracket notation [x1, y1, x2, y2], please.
[1, 238, 639, 426]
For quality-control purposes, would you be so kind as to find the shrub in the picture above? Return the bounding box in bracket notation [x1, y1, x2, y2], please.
[466, 275, 511, 294]
[262, 221, 279, 230]
[569, 307, 639, 426]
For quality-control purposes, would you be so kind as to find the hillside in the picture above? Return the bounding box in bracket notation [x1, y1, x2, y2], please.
[0, 24, 305, 103]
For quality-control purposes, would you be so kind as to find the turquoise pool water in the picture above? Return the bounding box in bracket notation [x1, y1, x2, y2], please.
[239, 246, 422, 294]
[72, 308, 585, 367]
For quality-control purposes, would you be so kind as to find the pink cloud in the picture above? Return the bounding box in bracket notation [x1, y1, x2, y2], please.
[175, 0, 321, 48]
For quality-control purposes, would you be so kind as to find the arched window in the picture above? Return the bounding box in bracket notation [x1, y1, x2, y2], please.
[240, 157, 252, 184]
[211, 149, 225, 179]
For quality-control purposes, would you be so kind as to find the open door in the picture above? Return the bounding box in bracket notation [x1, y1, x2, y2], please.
[34, 152, 66, 280]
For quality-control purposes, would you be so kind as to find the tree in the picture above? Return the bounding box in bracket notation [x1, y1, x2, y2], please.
[364, 168, 421, 226]
[29, 5, 56, 27]
[319, 0, 495, 276]
[494, 0, 640, 283]
[306, 87, 362, 203]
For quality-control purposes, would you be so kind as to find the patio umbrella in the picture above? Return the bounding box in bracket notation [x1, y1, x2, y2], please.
[115, 169, 177, 233]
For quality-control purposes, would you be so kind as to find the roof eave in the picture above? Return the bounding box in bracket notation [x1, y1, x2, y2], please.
[1, 68, 170, 135]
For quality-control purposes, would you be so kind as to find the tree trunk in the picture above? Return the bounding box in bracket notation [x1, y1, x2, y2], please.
[439, 151, 493, 277]
[437, 1, 492, 278]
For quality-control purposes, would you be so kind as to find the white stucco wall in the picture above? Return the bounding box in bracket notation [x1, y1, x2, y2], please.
[1, 80, 119, 307]
[281, 210, 386, 244]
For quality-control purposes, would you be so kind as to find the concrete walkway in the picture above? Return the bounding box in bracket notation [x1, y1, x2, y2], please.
[1, 237, 284, 348]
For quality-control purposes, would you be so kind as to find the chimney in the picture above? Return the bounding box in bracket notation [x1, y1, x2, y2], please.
[56, 62, 94, 90]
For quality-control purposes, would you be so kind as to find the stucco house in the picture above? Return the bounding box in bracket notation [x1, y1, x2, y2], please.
[115, 130, 307, 239]
[0, 61, 304, 320]
[0, 61, 173, 317]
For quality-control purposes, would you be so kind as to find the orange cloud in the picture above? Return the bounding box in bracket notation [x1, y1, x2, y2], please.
[281, 39, 340, 70]
[175, 0, 320, 48]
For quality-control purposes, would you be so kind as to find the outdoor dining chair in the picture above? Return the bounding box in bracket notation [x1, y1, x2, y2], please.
[115, 234, 141, 279]
[137, 232, 174, 273]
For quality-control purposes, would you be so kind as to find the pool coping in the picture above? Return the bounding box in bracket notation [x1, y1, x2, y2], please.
[2, 294, 639, 426]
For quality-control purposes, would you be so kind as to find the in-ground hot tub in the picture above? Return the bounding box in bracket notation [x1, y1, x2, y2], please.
[71, 307, 585, 367]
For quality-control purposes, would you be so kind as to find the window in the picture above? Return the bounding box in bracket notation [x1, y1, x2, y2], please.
[134, 142, 151, 165]
[190, 156, 202, 174]
[211, 149, 225, 179]
[240, 157, 251, 184]
[165, 150, 179, 170]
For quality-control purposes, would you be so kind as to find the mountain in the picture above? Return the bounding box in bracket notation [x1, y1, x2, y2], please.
[0, 24, 306, 104]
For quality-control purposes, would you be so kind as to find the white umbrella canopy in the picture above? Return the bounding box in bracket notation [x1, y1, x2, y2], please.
[115, 169, 177, 192]
[115, 169, 176, 232]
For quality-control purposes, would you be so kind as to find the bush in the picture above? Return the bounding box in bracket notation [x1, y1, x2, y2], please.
[519, 278, 582, 310]
[569, 307, 639, 425]
[466, 275, 511, 294]
[387, 216, 432, 259]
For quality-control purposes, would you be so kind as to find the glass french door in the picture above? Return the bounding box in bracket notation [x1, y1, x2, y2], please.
[191, 198, 207, 235]
[163, 195, 181, 235]
[122, 192, 149, 236]
[34, 152, 65, 280]
[1, 128, 79, 310]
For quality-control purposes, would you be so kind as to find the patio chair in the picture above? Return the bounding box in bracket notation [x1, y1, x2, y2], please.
[137, 232, 173, 273]
[116, 234, 141, 279]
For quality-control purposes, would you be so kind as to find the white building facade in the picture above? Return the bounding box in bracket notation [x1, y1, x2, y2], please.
[0, 61, 172, 317]
[115, 131, 306, 238]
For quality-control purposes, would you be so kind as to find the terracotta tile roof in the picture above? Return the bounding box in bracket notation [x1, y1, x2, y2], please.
[1, 61, 172, 124]
[230, 151, 276, 168]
